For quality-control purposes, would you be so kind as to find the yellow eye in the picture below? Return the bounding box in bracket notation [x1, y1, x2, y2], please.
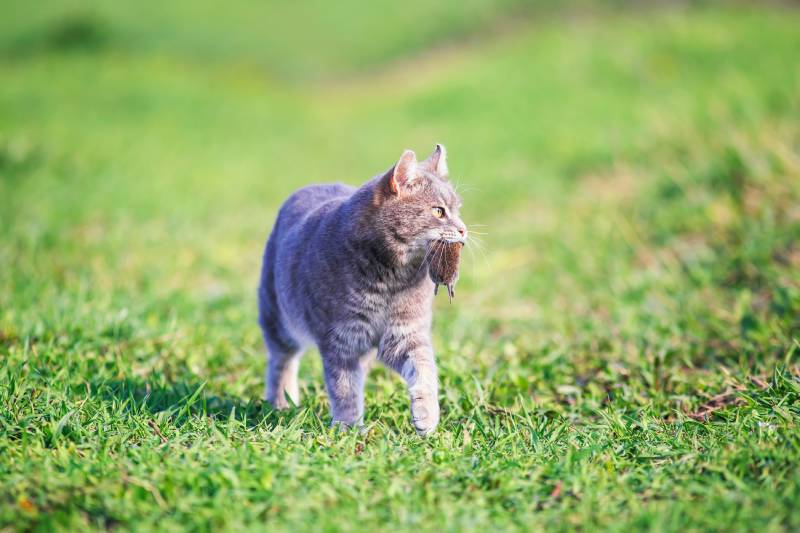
[432, 206, 446, 219]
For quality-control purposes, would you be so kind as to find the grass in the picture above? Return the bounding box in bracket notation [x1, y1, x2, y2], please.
[1, 1, 800, 531]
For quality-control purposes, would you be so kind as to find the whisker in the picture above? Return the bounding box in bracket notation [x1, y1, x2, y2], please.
[450, 178, 483, 196]
[465, 239, 477, 268]
[465, 236, 489, 270]
[453, 183, 483, 194]
[468, 238, 489, 254]
[416, 243, 435, 276]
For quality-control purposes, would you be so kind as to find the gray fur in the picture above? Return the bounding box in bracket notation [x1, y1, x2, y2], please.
[258, 144, 466, 435]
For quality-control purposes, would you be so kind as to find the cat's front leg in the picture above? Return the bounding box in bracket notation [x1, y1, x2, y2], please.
[321, 351, 367, 428]
[379, 335, 439, 436]
[407, 349, 440, 436]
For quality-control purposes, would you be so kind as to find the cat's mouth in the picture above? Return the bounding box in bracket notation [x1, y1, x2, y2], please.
[439, 233, 467, 245]
[412, 231, 467, 250]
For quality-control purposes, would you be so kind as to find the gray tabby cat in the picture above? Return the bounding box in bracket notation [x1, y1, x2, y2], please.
[258, 144, 466, 435]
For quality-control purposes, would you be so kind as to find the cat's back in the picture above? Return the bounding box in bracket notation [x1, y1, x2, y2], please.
[262, 182, 357, 344]
[274, 183, 355, 235]
[278, 183, 356, 226]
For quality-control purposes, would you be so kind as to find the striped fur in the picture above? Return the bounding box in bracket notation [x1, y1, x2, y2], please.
[258, 145, 466, 435]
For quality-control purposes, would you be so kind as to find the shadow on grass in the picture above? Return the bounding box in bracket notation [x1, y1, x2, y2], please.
[92, 377, 306, 430]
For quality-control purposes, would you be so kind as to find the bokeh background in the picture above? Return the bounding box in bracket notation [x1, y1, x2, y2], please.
[2, 1, 799, 531]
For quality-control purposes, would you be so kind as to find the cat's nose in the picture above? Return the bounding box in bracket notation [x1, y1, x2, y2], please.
[453, 220, 467, 240]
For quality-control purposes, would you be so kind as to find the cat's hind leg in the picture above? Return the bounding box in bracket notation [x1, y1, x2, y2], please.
[264, 342, 303, 408]
[321, 351, 368, 428]
[259, 298, 303, 408]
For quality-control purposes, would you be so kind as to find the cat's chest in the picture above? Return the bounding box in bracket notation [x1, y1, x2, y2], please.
[348, 292, 391, 343]
[334, 287, 428, 353]
[362, 284, 429, 323]
[327, 308, 385, 356]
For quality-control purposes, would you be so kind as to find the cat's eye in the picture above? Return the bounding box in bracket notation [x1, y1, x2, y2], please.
[432, 206, 446, 219]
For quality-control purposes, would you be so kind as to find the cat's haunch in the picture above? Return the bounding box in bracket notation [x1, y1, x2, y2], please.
[428, 240, 462, 302]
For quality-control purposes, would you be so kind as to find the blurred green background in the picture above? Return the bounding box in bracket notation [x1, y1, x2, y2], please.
[1, 1, 799, 531]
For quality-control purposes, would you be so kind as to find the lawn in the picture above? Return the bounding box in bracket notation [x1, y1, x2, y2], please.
[1, 1, 799, 531]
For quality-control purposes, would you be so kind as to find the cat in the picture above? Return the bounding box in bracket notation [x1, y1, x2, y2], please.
[257, 144, 467, 435]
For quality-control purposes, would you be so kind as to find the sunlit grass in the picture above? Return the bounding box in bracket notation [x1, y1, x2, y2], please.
[1, 2, 799, 531]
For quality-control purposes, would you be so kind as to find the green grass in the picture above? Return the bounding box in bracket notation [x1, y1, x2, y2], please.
[2, 2, 800, 531]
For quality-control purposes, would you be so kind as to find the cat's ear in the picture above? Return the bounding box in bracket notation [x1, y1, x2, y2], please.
[423, 143, 448, 178]
[387, 149, 418, 194]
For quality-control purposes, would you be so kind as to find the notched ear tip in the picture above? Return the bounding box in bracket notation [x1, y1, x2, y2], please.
[427, 143, 448, 177]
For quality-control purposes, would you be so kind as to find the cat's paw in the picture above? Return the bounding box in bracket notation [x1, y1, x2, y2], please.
[410, 392, 440, 436]
[265, 388, 298, 410]
[330, 419, 365, 434]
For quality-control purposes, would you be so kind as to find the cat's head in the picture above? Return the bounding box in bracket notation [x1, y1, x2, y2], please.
[372, 144, 467, 252]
